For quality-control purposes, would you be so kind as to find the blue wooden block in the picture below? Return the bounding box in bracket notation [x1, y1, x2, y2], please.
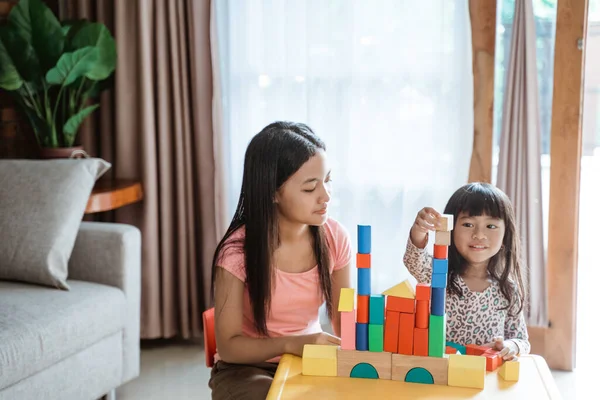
[357, 225, 371, 254]
[446, 341, 466, 355]
[356, 323, 369, 350]
[431, 287, 446, 316]
[431, 272, 447, 289]
[432, 258, 448, 274]
[369, 295, 385, 325]
[358, 267, 371, 295]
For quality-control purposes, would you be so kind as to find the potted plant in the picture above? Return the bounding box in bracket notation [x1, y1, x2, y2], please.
[0, 0, 116, 158]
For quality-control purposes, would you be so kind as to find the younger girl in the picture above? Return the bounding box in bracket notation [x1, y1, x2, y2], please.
[209, 122, 352, 399]
[404, 182, 530, 360]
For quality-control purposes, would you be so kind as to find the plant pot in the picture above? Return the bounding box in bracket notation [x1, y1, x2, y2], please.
[39, 146, 88, 159]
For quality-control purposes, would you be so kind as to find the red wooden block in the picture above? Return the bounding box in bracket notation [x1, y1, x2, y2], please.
[483, 349, 503, 371]
[398, 313, 415, 355]
[445, 345, 459, 354]
[415, 300, 429, 328]
[387, 296, 415, 313]
[465, 344, 488, 356]
[416, 283, 431, 301]
[413, 327, 428, 356]
[357, 295, 369, 323]
[433, 244, 448, 259]
[356, 253, 371, 269]
[384, 310, 400, 353]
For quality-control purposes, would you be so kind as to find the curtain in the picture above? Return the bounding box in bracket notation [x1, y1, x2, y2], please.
[59, 0, 225, 339]
[213, 0, 474, 294]
[496, 0, 548, 327]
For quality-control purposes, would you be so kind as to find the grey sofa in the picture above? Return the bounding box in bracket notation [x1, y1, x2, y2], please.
[0, 222, 141, 400]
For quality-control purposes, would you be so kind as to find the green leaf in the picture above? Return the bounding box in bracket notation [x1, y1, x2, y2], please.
[70, 23, 116, 81]
[62, 19, 90, 50]
[0, 25, 41, 83]
[0, 35, 23, 90]
[46, 46, 99, 87]
[63, 104, 99, 145]
[8, 0, 65, 72]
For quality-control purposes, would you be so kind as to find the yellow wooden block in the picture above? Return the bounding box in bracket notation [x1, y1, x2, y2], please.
[434, 230, 451, 246]
[448, 355, 486, 389]
[382, 279, 415, 299]
[499, 360, 520, 381]
[338, 288, 355, 312]
[302, 344, 338, 377]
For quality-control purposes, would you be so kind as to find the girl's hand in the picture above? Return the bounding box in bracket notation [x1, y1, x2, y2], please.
[410, 207, 442, 248]
[484, 336, 519, 361]
[285, 332, 341, 357]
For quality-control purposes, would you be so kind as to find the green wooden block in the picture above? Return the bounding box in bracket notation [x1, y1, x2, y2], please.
[446, 341, 466, 355]
[368, 324, 384, 352]
[369, 294, 385, 325]
[429, 314, 446, 357]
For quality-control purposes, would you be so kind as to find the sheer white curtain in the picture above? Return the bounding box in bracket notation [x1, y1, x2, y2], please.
[213, 0, 474, 294]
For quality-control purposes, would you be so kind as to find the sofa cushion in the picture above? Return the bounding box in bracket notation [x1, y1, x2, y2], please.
[0, 280, 126, 391]
[0, 158, 111, 289]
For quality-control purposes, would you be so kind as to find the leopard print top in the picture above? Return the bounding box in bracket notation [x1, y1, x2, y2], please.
[403, 238, 531, 355]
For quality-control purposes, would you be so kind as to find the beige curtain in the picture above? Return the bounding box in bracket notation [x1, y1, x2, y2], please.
[59, 0, 226, 339]
[496, 0, 548, 327]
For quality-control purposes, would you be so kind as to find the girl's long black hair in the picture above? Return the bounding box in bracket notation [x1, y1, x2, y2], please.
[444, 183, 527, 317]
[211, 121, 332, 336]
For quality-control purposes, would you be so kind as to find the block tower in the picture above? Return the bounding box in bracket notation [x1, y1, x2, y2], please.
[302, 219, 519, 389]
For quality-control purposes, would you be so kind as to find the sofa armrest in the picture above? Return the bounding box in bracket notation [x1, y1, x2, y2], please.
[68, 221, 141, 383]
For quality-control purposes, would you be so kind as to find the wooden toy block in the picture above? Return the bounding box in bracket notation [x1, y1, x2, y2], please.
[302, 344, 338, 377]
[446, 341, 466, 355]
[416, 300, 429, 328]
[438, 214, 454, 231]
[433, 244, 448, 259]
[434, 230, 451, 246]
[357, 295, 369, 323]
[368, 324, 384, 352]
[386, 296, 415, 313]
[465, 344, 488, 356]
[428, 314, 446, 357]
[413, 327, 428, 356]
[430, 287, 445, 316]
[383, 310, 400, 353]
[356, 322, 369, 350]
[432, 258, 448, 274]
[499, 360, 520, 381]
[431, 272, 447, 289]
[398, 313, 415, 355]
[357, 267, 371, 295]
[447, 354, 486, 390]
[357, 225, 371, 254]
[337, 349, 392, 380]
[483, 350, 503, 371]
[369, 294, 385, 324]
[415, 283, 431, 301]
[356, 253, 371, 269]
[445, 346, 459, 354]
[341, 310, 356, 350]
[338, 288, 355, 312]
[391, 354, 449, 385]
[382, 279, 415, 299]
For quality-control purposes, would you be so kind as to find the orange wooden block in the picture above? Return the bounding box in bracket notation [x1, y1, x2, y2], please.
[483, 349, 503, 371]
[356, 253, 371, 269]
[357, 295, 369, 323]
[433, 244, 448, 259]
[465, 344, 488, 356]
[387, 296, 415, 313]
[413, 327, 428, 356]
[398, 313, 415, 355]
[445, 346, 459, 354]
[384, 310, 400, 353]
[415, 300, 429, 328]
[340, 310, 356, 350]
[416, 283, 431, 301]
